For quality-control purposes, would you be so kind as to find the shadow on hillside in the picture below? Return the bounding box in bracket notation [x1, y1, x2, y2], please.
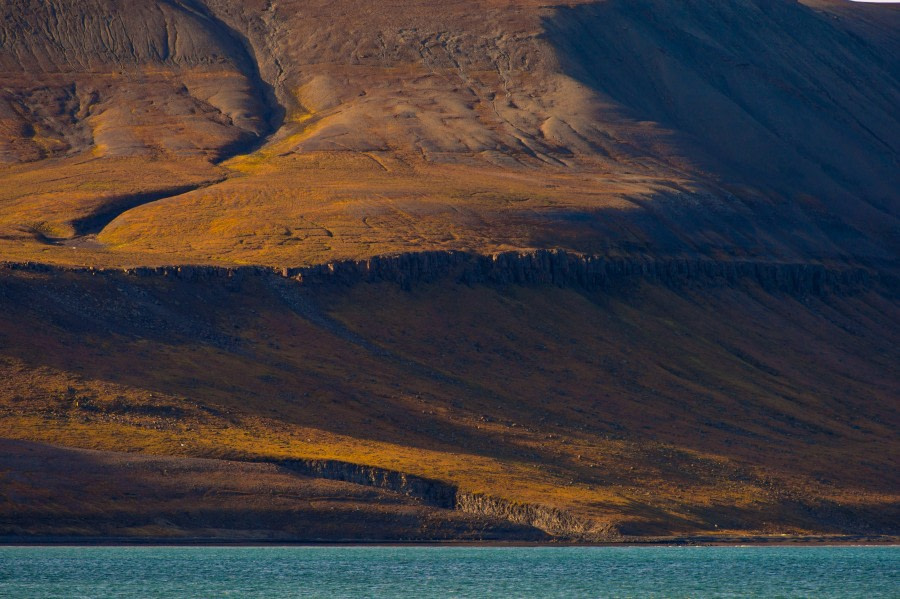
[518, 190, 886, 264]
[0, 439, 542, 540]
[65, 181, 221, 237]
[541, 0, 900, 242]
[1, 259, 898, 494]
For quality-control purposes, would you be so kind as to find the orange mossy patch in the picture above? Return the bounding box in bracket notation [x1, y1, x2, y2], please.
[93, 153, 666, 267]
[0, 155, 222, 261]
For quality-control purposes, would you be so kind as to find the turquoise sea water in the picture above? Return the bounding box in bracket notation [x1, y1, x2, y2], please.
[0, 545, 897, 598]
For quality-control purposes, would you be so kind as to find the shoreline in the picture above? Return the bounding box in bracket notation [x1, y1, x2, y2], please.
[2, 535, 897, 548]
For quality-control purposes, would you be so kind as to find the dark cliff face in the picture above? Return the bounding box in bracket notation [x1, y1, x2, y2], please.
[1, 250, 881, 297]
[281, 458, 589, 538]
[0, 440, 547, 542]
[285, 250, 879, 296]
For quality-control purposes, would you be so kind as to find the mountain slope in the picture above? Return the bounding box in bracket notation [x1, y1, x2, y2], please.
[0, 0, 897, 541]
[1, 259, 897, 539]
[0, 0, 896, 265]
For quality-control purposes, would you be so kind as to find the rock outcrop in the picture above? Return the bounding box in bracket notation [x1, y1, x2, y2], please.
[281, 459, 458, 510]
[280, 458, 590, 538]
[0, 250, 880, 296]
[285, 250, 878, 296]
[455, 492, 591, 537]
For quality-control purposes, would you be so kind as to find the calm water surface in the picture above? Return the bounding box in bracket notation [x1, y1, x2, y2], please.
[0, 545, 897, 598]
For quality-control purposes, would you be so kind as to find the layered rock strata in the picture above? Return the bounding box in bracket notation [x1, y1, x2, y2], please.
[0, 250, 881, 296]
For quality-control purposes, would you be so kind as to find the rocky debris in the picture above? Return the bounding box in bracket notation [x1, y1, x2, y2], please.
[0, 0, 273, 162]
[280, 458, 588, 539]
[0, 439, 548, 542]
[455, 492, 592, 537]
[0, 250, 879, 296]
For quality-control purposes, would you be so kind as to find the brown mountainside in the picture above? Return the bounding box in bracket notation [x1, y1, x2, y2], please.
[0, 0, 897, 542]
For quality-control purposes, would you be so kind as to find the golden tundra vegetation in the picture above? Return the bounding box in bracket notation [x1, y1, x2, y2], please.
[0, 0, 898, 540]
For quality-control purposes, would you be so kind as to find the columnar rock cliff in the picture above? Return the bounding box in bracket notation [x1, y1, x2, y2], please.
[0, 250, 881, 296]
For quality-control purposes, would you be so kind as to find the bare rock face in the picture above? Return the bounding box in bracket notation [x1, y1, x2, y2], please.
[0, 440, 548, 541]
[544, 0, 900, 240]
[0, 249, 879, 298]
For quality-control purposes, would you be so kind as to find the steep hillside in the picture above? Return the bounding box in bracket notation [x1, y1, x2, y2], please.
[1, 260, 897, 539]
[0, 0, 897, 542]
[0, 0, 896, 265]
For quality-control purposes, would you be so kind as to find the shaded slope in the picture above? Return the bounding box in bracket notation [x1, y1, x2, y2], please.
[0, 1, 897, 266]
[1, 261, 897, 538]
[545, 0, 900, 257]
[1, 439, 542, 541]
[547, 0, 899, 203]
